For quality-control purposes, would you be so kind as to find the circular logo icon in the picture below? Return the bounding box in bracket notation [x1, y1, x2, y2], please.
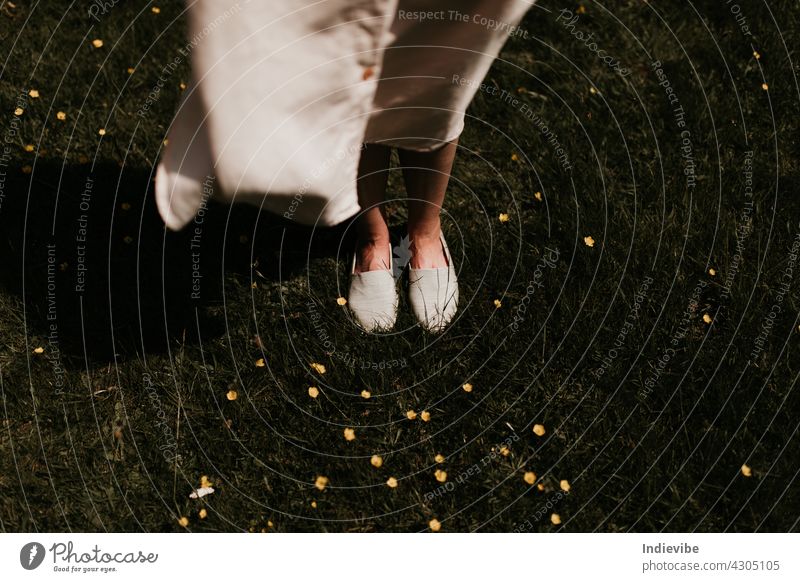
[20, 542, 46, 570]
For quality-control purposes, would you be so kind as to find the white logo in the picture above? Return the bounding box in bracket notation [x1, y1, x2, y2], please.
[392, 235, 412, 279]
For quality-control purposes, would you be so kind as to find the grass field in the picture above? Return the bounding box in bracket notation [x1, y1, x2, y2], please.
[1, 0, 799, 532]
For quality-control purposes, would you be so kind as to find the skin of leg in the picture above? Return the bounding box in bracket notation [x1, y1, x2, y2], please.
[399, 139, 458, 269]
[355, 143, 392, 273]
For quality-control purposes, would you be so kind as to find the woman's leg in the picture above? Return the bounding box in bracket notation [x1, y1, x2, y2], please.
[399, 139, 458, 269]
[355, 143, 392, 273]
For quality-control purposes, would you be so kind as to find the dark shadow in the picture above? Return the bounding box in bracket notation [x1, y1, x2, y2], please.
[0, 160, 355, 361]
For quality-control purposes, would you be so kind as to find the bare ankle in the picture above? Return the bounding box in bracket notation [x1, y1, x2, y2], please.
[357, 232, 390, 247]
[408, 231, 448, 269]
[355, 236, 392, 273]
[407, 223, 441, 243]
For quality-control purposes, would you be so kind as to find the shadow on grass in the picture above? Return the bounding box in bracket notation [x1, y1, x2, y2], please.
[0, 160, 355, 361]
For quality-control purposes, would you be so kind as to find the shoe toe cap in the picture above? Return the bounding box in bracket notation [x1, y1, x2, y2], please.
[348, 271, 398, 331]
[408, 268, 459, 332]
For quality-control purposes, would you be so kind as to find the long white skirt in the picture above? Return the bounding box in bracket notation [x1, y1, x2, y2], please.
[155, 0, 532, 230]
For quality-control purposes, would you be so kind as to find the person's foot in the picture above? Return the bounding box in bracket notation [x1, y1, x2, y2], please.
[354, 234, 392, 274]
[407, 230, 458, 333]
[349, 232, 398, 332]
[408, 228, 449, 269]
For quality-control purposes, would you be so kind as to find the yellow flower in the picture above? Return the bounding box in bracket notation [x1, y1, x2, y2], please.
[127, 67, 135, 74]
[311, 501, 317, 509]
[576, 5, 586, 14]
[493, 299, 502, 309]
[761, 83, 769, 91]
[386, 477, 398, 488]
[511, 153, 519, 162]
[98, 128, 106, 136]
[537, 483, 545, 491]
[753, 50, 761, 60]
[429, 518, 441, 532]
[178, 516, 189, 527]
[532, 424, 546, 436]
[741, 464, 752, 477]
[406, 410, 417, 420]
[179, 82, 187, 90]
[33, 346, 44, 354]
[310, 362, 326, 374]
[200, 475, 213, 489]
[255, 358, 266, 368]
[534, 191, 542, 201]
[708, 268, 716, 276]
[584, 236, 595, 248]
[314, 476, 329, 491]
[560, 479, 571, 492]
[151, 6, 161, 13]
[435, 454, 445, 463]
[370, 455, 383, 468]
[434, 469, 447, 483]
[198, 509, 207, 519]
[420, 411, 431, 422]
[499, 445, 510, 457]
[343, 428, 356, 441]
[361, 390, 371, 399]
[14, 107, 23, 116]
[462, 383, 473, 393]
[523, 471, 537, 485]
[336, 297, 347, 306]
[703, 313, 713, 324]
[589, 86, 597, 94]
[91, 39, 104, 48]
[498, 213, 510, 223]
[226, 390, 238, 401]
[23, 144, 34, 152]
[28, 89, 40, 98]
[550, 513, 561, 525]
[56, 111, 67, 121]
[308, 386, 320, 398]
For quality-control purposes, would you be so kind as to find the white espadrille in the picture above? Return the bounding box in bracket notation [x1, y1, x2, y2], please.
[348, 243, 399, 332]
[407, 232, 459, 333]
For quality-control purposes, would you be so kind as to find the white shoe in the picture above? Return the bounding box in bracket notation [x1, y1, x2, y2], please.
[348, 243, 398, 332]
[408, 232, 459, 333]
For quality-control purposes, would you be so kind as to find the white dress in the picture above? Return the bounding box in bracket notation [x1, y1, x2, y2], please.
[155, 0, 532, 230]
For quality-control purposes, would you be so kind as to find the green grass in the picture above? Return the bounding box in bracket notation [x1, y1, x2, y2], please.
[1, 0, 799, 532]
